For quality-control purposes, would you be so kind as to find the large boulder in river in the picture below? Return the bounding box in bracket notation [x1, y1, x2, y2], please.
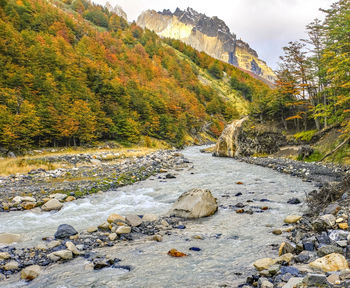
[169, 188, 218, 219]
[214, 117, 286, 157]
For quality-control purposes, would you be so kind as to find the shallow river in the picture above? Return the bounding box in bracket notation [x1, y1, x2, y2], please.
[1, 146, 315, 287]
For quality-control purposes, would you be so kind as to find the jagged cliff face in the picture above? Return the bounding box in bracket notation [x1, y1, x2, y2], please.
[137, 8, 276, 83]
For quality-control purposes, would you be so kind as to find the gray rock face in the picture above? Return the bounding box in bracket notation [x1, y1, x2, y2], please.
[54, 224, 78, 239]
[170, 188, 218, 219]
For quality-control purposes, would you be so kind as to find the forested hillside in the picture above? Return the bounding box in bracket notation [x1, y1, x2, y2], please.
[0, 0, 272, 151]
[250, 0, 349, 141]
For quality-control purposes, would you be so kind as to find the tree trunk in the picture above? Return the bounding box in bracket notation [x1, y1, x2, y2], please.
[319, 137, 350, 162]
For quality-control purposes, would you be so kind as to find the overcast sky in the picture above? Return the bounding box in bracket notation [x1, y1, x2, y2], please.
[94, 0, 335, 70]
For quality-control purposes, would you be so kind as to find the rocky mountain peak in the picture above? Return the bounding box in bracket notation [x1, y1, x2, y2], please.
[105, 2, 127, 21]
[137, 7, 276, 82]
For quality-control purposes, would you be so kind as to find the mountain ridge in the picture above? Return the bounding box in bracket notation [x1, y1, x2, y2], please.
[137, 7, 276, 83]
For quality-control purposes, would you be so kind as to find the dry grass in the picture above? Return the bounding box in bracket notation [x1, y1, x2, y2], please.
[0, 140, 170, 176]
[0, 158, 60, 176]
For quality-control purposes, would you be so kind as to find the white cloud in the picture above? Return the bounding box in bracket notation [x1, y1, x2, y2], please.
[94, 0, 335, 70]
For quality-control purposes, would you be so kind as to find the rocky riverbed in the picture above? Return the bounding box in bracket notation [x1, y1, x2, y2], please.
[239, 156, 349, 184]
[0, 150, 190, 213]
[2, 146, 350, 287]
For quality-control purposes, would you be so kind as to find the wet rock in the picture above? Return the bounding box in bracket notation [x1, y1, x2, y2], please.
[41, 199, 63, 211]
[125, 215, 142, 227]
[22, 202, 36, 210]
[167, 249, 187, 257]
[107, 214, 126, 224]
[235, 192, 242, 197]
[272, 229, 282, 235]
[253, 258, 275, 271]
[51, 249, 73, 260]
[189, 247, 201, 251]
[108, 233, 117, 241]
[0, 233, 20, 244]
[165, 173, 176, 179]
[4, 260, 19, 271]
[317, 245, 343, 257]
[175, 225, 186, 229]
[21, 265, 41, 281]
[287, 198, 301, 205]
[309, 253, 349, 272]
[87, 227, 98, 233]
[54, 224, 78, 239]
[66, 241, 80, 255]
[142, 214, 159, 222]
[65, 196, 76, 202]
[98, 222, 110, 231]
[0, 252, 11, 260]
[170, 188, 218, 219]
[116, 226, 131, 234]
[284, 215, 302, 224]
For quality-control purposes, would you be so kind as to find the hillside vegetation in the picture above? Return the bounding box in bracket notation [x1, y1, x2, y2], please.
[0, 0, 272, 152]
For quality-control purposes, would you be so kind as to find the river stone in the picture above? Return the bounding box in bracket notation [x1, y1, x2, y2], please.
[116, 226, 131, 234]
[21, 265, 41, 281]
[327, 274, 341, 285]
[107, 214, 126, 224]
[65, 196, 76, 202]
[54, 224, 78, 239]
[279, 242, 295, 256]
[0, 252, 10, 260]
[125, 214, 142, 227]
[282, 277, 303, 288]
[41, 199, 63, 211]
[22, 202, 36, 210]
[4, 261, 19, 271]
[87, 227, 98, 233]
[309, 253, 349, 272]
[304, 274, 328, 286]
[169, 188, 218, 219]
[49, 193, 67, 201]
[317, 245, 343, 257]
[52, 250, 73, 260]
[66, 241, 80, 255]
[253, 258, 275, 271]
[108, 233, 117, 241]
[284, 215, 302, 224]
[0, 233, 20, 244]
[48, 240, 61, 249]
[142, 214, 159, 222]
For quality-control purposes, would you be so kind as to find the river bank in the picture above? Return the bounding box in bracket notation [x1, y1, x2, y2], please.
[0, 146, 315, 287]
[0, 149, 190, 213]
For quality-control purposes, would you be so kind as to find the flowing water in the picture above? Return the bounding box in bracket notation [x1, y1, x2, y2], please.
[1, 146, 315, 287]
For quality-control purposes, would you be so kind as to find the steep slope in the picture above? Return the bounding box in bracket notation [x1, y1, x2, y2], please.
[137, 8, 276, 83]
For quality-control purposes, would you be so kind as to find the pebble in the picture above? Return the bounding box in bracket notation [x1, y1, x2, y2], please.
[4, 260, 19, 271]
[21, 265, 41, 281]
[66, 241, 80, 255]
[41, 199, 63, 211]
[116, 226, 131, 234]
[284, 215, 302, 224]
